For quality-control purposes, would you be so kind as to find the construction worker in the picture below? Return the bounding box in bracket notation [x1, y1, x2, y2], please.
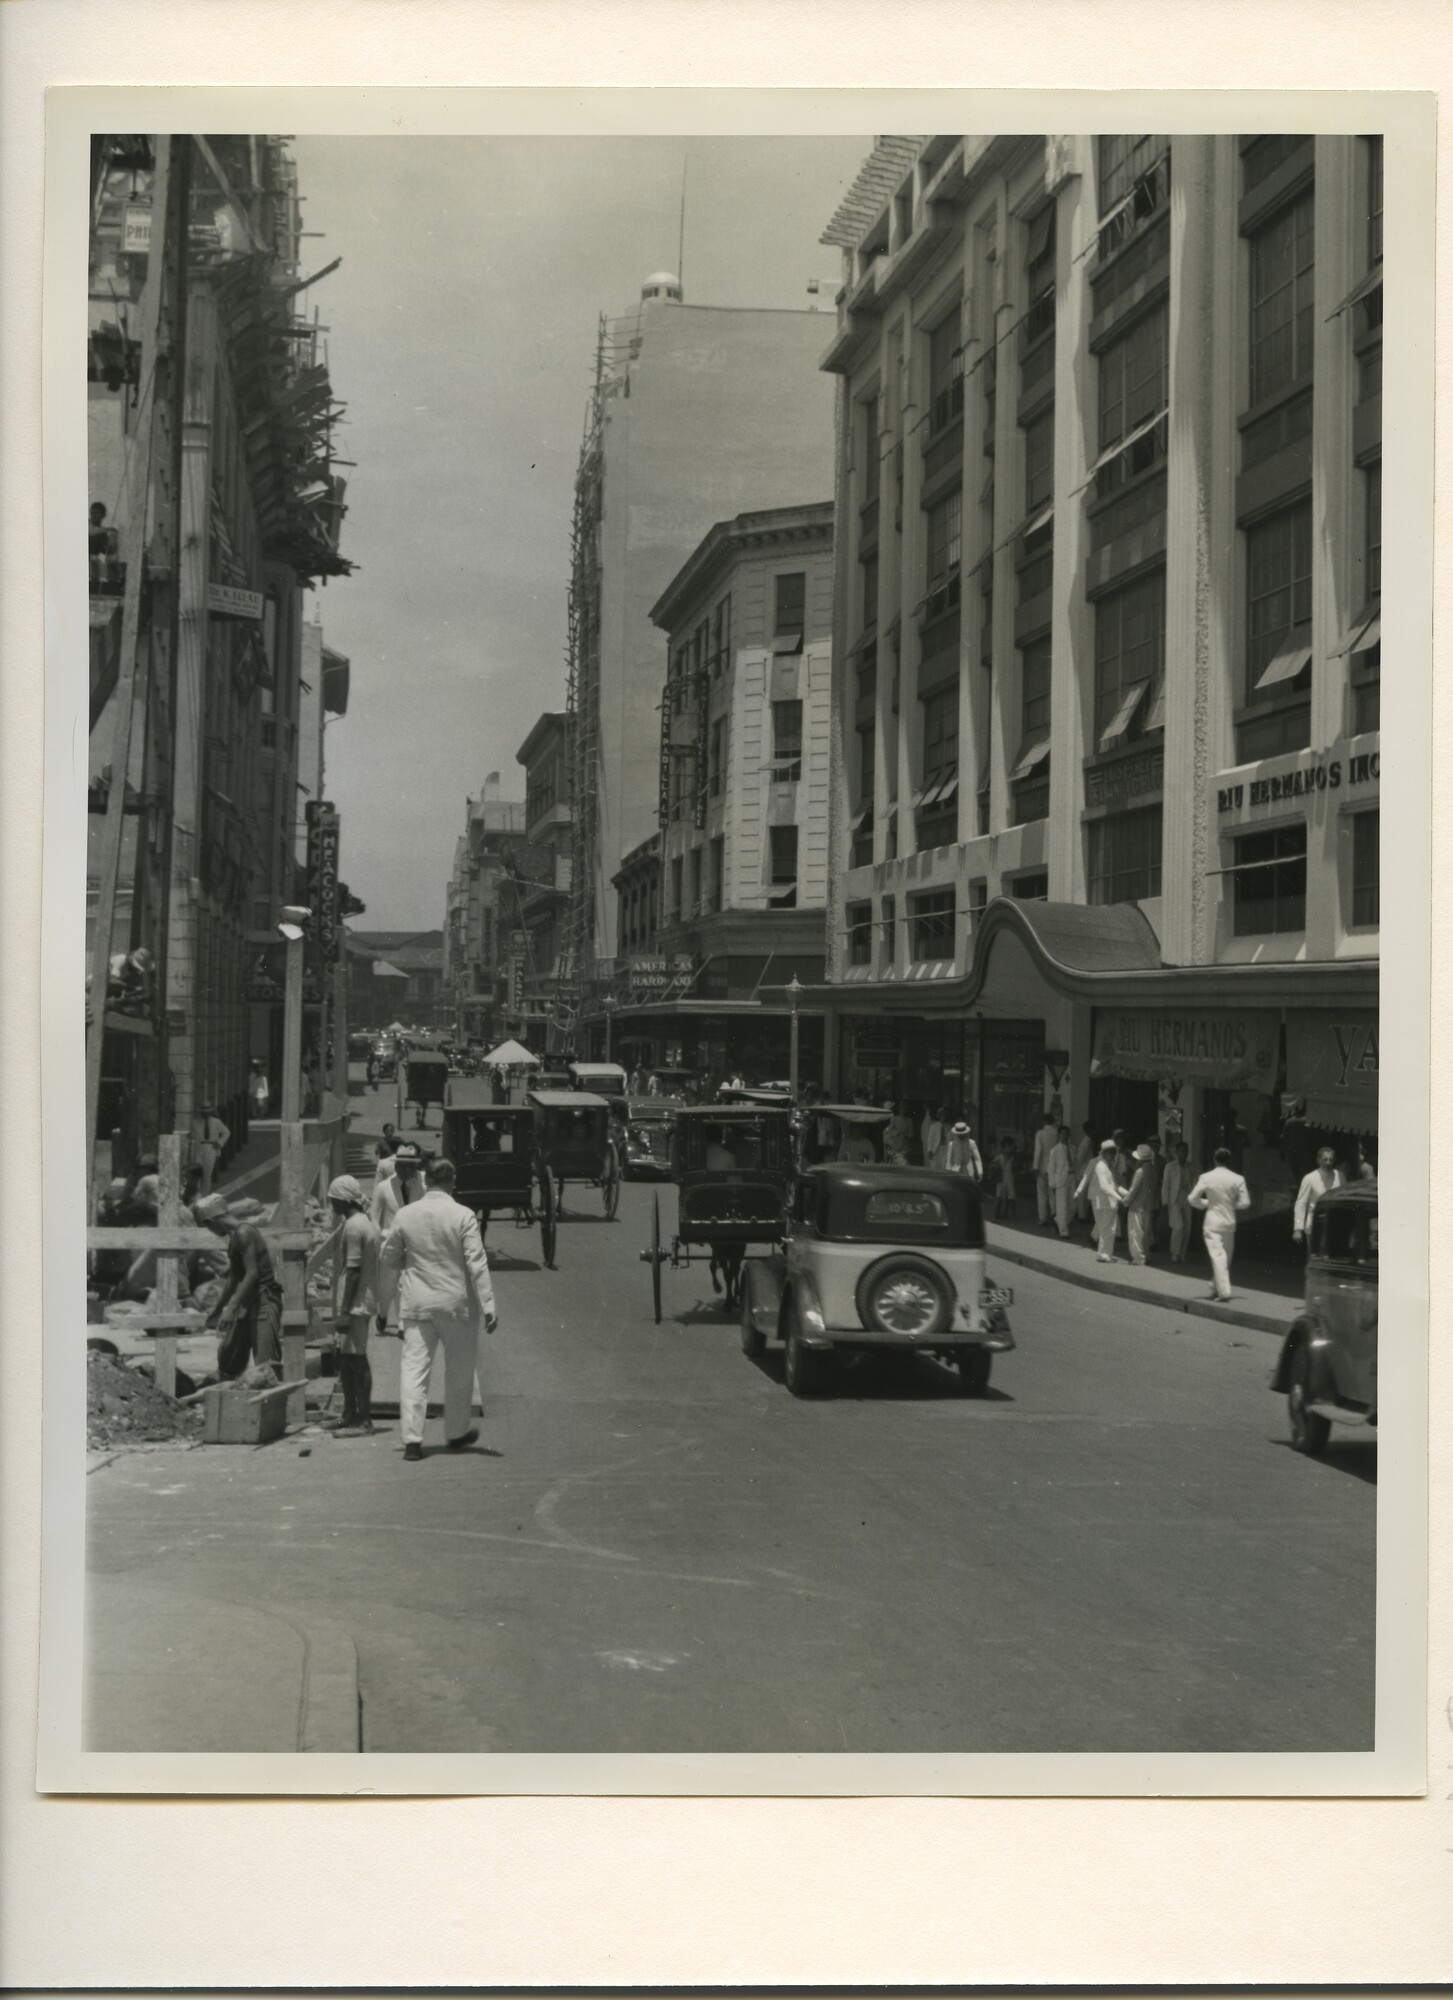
[326, 1175, 379, 1435]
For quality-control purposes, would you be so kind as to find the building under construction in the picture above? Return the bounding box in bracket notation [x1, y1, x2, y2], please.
[87, 134, 352, 1176]
[564, 272, 838, 983]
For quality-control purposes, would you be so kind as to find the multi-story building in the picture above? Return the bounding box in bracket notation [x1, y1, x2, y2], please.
[346, 929, 447, 1034]
[603, 503, 835, 1082]
[819, 133, 1380, 1203]
[440, 775, 530, 1044]
[511, 713, 574, 1049]
[294, 616, 351, 861]
[565, 273, 838, 975]
[88, 134, 350, 1158]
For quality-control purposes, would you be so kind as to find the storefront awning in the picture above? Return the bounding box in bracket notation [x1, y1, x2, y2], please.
[1285, 1010, 1379, 1135]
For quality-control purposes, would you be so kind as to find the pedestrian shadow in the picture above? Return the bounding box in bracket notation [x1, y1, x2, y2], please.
[1269, 1437, 1378, 1484]
[479, 1246, 543, 1273]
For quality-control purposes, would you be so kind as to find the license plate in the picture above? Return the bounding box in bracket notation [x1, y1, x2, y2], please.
[980, 1286, 1014, 1308]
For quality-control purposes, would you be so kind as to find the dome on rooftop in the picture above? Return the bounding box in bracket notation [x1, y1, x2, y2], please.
[641, 271, 683, 304]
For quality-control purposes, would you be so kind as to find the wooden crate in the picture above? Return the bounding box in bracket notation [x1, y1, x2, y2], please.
[201, 1382, 290, 1446]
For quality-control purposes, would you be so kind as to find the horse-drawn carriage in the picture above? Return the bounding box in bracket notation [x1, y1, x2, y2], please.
[528, 1090, 622, 1219]
[639, 1103, 794, 1322]
[440, 1079, 558, 1268]
[399, 1049, 451, 1128]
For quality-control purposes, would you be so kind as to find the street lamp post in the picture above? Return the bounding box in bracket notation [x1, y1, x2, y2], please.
[787, 974, 803, 1101]
[603, 992, 616, 1064]
[277, 906, 310, 1124]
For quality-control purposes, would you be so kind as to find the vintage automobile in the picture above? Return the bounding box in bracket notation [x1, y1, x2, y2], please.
[399, 1048, 451, 1128]
[439, 1079, 557, 1268]
[347, 1030, 373, 1060]
[617, 1095, 685, 1179]
[645, 1065, 699, 1100]
[739, 1164, 1015, 1398]
[640, 1104, 794, 1320]
[371, 1041, 398, 1083]
[568, 1059, 627, 1098]
[529, 1088, 622, 1219]
[1269, 1179, 1378, 1455]
[795, 1102, 892, 1169]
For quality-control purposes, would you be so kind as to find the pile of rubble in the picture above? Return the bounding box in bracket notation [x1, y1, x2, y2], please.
[87, 1350, 205, 1452]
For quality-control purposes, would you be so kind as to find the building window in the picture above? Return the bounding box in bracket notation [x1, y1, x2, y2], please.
[1351, 810, 1379, 927]
[915, 682, 959, 849]
[1366, 134, 1384, 267]
[846, 899, 873, 966]
[1351, 647, 1380, 734]
[1365, 458, 1382, 601]
[1249, 189, 1315, 407]
[861, 553, 879, 635]
[712, 595, 731, 675]
[769, 824, 798, 908]
[852, 725, 875, 866]
[670, 855, 683, 917]
[909, 887, 956, 963]
[968, 878, 988, 934]
[882, 894, 896, 965]
[1098, 301, 1168, 455]
[708, 836, 724, 915]
[1232, 821, 1307, 936]
[688, 848, 701, 915]
[774, 572, 806, 638]
[772, 698, 803, 781]
[1022, 204, 1056, 351]
[926, 486, 962, 587]
[863, 396, 881, 503]
[1098, 134, 1163, 216]
[1088, 805, 1163, 905]
[1021, 637, 1051, 741]
[928, 308, 964, 436]
[1094, 568, 1166, 749]
[709, 717, 725, 797]
[1245, 500, 1313, 730]
[1010, 872, 1048, 901]
[1024, 408, 1055, 513]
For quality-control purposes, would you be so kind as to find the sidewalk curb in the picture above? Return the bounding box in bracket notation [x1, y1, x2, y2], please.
[983, 1234, 1289, 1336]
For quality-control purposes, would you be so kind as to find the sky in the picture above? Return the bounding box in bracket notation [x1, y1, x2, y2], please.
[290, 134, 872, 934]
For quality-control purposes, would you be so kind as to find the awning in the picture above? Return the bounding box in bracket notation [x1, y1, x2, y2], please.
[849, 803, 872, 832]
[1073, 408, 1167, 495]
[1325, 263, 1383, 321]
[1010, 736, 1051, 783]
[767, 882, 798, 903]
[997, 503, 1053, 555]
[1098, 680, 1150, 752]
[1285, 1010, 1379, 1134]
[1254, 630, 1313, 689]
[771, 631, 804, 655]
[1331, 608, 1381, 657]
[482, 1038, 541, 1067]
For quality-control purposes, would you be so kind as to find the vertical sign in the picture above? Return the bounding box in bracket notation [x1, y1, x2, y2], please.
[306, 806, 340, 961]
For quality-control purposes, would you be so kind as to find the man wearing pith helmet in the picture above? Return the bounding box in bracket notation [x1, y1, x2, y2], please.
[327, 1175, 380, 1435]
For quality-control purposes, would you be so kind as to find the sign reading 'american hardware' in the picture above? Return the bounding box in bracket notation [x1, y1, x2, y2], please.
[1091, 1008, 1279, 1088]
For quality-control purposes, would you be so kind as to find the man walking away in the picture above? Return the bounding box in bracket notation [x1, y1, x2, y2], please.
[1293, 1146, 1343, 1250]
[195, 1196, 284, 1378]
[1124, 1144, 1158, 1266]
[1074, 1139, 1127, 1262]
[1046, 1124, 1073, 1239]
[371, 1137, 425, 1234]
[1032, 1110, 1060, 1227]
[327, 1176, 379, 1435]
[379, 1156, 498, 1460]
[193, 1102, 231, 1195]
[1187, 1146, 1252, 1301]
[1162, 1140, 1193, 1263]
[942, 1120, 983, 1180]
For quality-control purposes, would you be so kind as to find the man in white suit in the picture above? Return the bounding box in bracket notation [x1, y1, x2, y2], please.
[1187, 1146, 1252, 1301]
[378, 1155, 498, 1460]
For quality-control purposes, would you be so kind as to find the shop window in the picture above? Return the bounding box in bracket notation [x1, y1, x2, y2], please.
[928, 309, 964, 437]
[909, 887, 956, 963]
[846, 900, 873, 966]
[774, 572, 806, 639]
[863, 396, 881, 504]
[1241, 499, 1313, 758]
[1024, 408, 1055, 514]
[769, 824, 798, 908]
[915, 683, 959, 850]
[1094, 568, 1166, 749]
[1248, 189, 1315, 407]
[772, 699, 803, 781]
[1088, 804, 1163, 905]
[1351, 810, 1379, 927]
[1231, 821, 1307, 935]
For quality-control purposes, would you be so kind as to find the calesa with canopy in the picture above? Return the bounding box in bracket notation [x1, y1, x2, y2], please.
[439, 1076, 558, 1269]
[640, 1103, 795, 1323]
[528, 1090, 622, 1220]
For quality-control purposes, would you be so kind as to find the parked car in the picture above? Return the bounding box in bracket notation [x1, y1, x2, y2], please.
[739, 1163, 1015, 1397]
[618, 1095, 683, 1179]
[1269, 1180, 1378, 1455]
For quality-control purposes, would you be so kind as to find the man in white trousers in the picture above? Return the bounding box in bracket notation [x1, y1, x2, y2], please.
[1046, 1123, 1074, 1239]
[1187, 1146, 1251, 1301]
[1031, 1109, 1060, 1227]
[1074, 1138, 1127, 1261]
[378, 1155, 497, 1460]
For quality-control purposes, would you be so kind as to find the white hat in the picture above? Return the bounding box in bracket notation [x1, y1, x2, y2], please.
[327, 1175, 365, 1207]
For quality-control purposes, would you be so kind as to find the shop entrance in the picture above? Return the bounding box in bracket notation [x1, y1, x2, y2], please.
[1088, 1075, 1159, 1148]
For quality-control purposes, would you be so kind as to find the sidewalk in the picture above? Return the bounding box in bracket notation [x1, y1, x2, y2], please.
[983, 1213, 1294, 1336]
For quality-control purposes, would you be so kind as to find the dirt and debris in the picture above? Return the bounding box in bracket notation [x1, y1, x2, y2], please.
[87, 1350, 205, 1452]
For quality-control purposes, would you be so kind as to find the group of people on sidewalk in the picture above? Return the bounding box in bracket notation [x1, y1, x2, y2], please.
[1069, 1134, 1250, 1299]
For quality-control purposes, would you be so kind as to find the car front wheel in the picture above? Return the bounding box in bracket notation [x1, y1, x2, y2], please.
[1288, 1341, 1332, 1456]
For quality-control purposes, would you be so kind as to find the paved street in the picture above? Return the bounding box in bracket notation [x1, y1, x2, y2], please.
[87, 1090, 1375, 1756]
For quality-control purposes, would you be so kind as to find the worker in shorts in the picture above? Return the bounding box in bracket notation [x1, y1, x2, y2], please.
[194, 1195, 284, 1377]
[326, 1175, 379, 1435]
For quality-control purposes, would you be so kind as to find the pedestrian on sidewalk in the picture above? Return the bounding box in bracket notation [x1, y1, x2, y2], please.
[920, 1101, 948, 1172]
[1046, 1124, 1074, 1238]
[884, 1101, 914, 1166]
[1293, 1146, 1343, 1250]
[1074, 1138, 1127, 1261]
[1187, 1147, 1251, 1301]
[1032, 1109, 1060, 1227]
[192, 1102, 231, 1195]
[378, 1155, 498, 1460]
[372, 1141, 427, 1310]
[1162, 1140, 1193, 1263]
[992, 1135, 1018, 1219]
[195, 1196, 284, 1378]
[326, 1176, 379, 1434]
[942, 1119, 983, 1179]
[1072, 1122, 1095, 1226]
[1125, 1144, 1158, 1266]
[248, 1060, 270, 1118]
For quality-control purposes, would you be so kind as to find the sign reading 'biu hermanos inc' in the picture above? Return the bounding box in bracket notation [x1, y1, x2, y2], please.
[1092, 1008, 1279, 1088]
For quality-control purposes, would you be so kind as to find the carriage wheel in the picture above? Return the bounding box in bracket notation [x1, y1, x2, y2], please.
[650, 1192, 663, 1324]
[539, 1167, 558, 1268]
[602, 1143, 621, 1220]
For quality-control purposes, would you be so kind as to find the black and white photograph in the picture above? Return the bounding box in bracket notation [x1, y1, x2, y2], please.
[38, 91, 1430, 1795]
